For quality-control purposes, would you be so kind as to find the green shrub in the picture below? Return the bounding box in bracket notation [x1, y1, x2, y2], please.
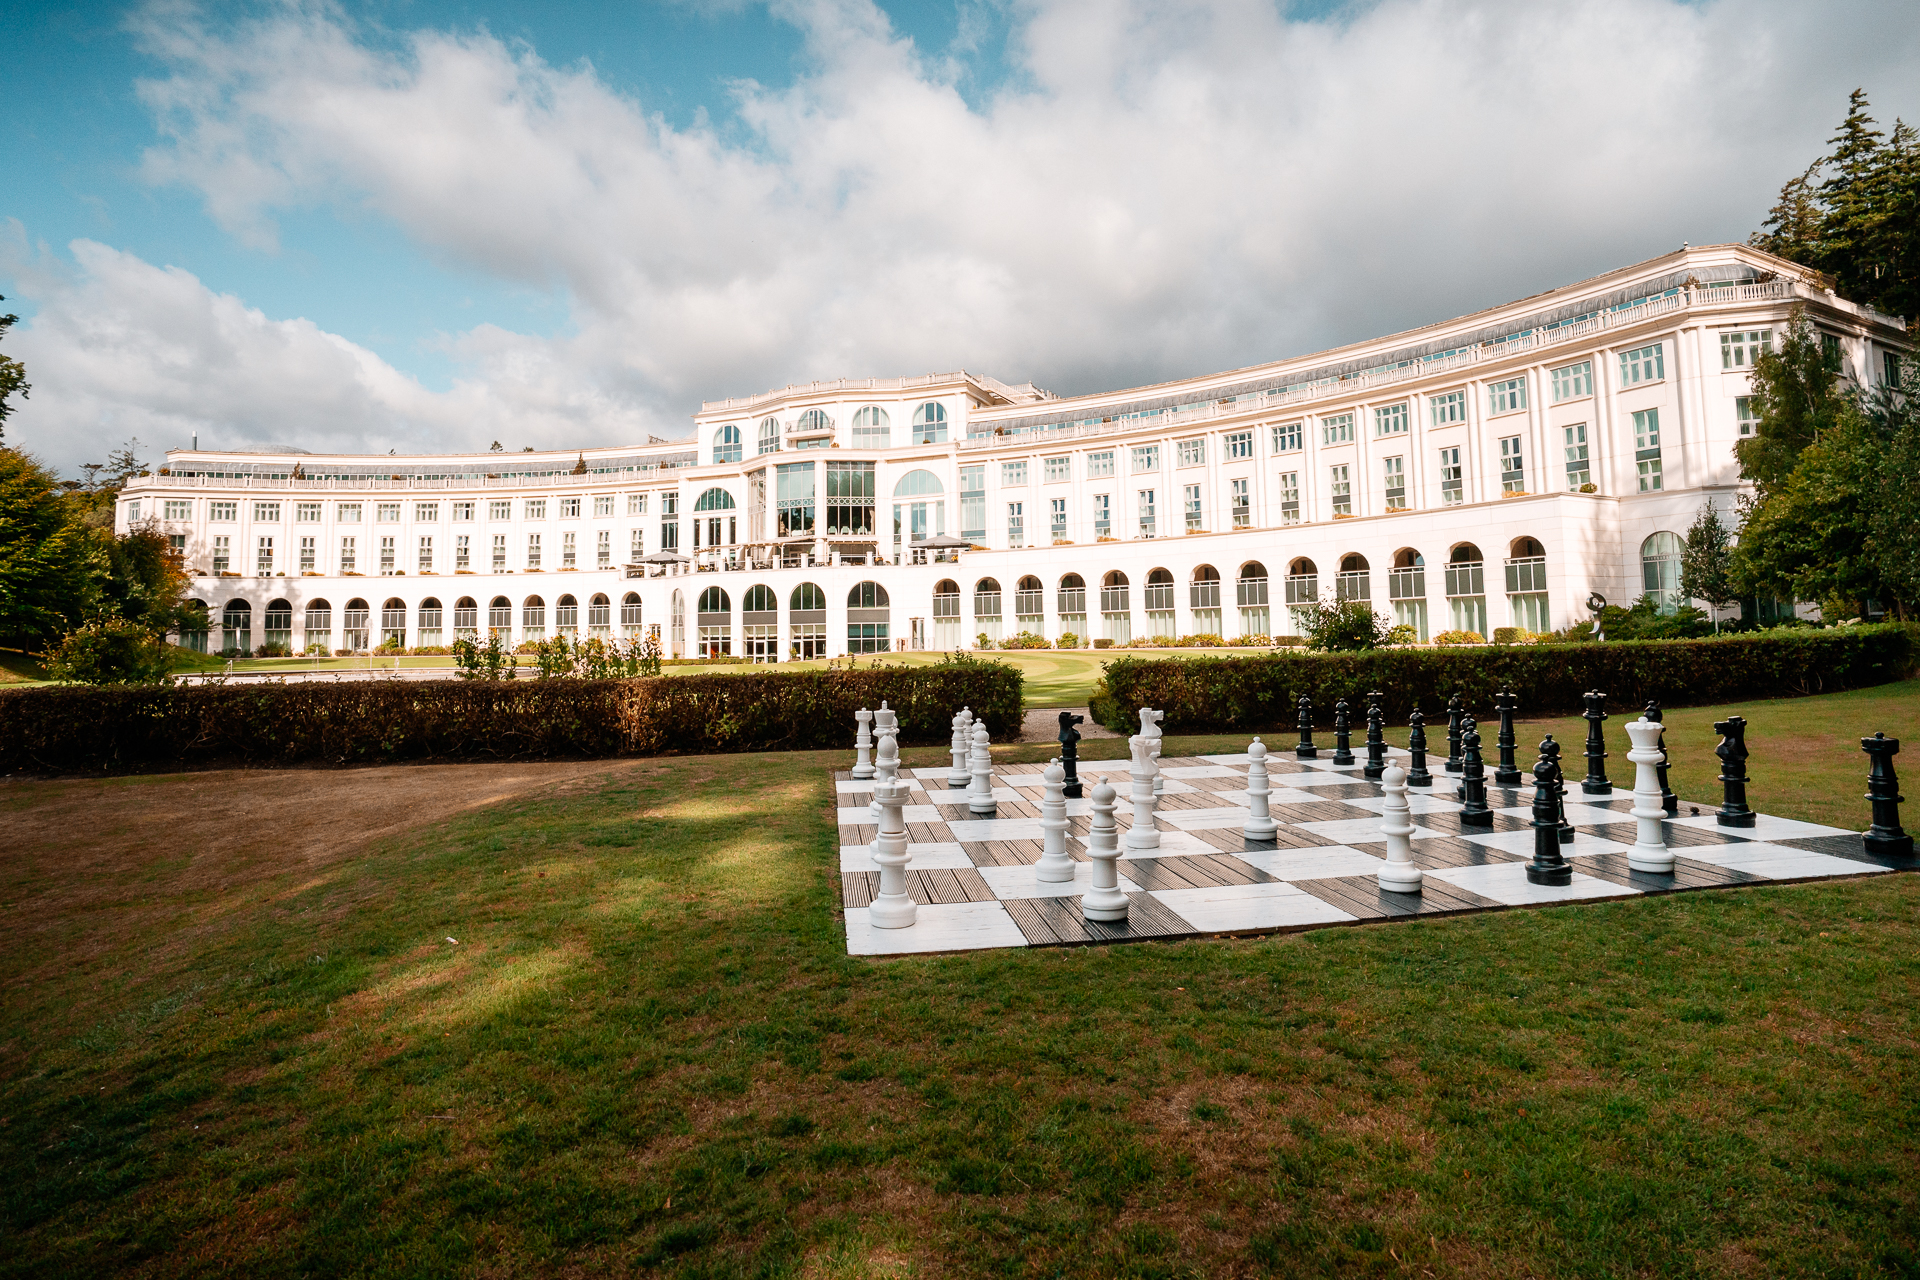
[1297, 598, 1391, 651]
[999, 631, 1051, 650]
[42, 617, 173, 686]
[1228, 634, 1271, 647]
[1491, 626, 1528, 644]
[1056, 631, 1081, 650]
[1600, 595, 1715, 640]
[1181, 634, 1225, 648]
[254, 642, 293, 658]
[1092, 638, 1114, 650]
[1383, 624, 1419, 646]
[1432, 630, 1483, 646]
[1088, 623, 1917, 733]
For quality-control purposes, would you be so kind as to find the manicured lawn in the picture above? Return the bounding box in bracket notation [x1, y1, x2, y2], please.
[2, 685, 1917, 1276]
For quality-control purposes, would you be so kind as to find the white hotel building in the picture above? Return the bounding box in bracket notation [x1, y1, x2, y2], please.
[120, 245, 1909, 659]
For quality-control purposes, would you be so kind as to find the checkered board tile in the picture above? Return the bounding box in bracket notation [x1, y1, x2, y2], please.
[834, 751, 1915, 957]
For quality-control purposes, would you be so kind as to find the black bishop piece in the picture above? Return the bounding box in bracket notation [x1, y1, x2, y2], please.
[1445, 693, 1465, 775]
[1457, 715, 1493, 828]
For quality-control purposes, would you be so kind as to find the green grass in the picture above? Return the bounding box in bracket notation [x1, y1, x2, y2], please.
[1, 685, 1917, 1277]
[0, 650, 47, 685]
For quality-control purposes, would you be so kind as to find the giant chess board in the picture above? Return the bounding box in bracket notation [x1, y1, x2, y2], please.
[834, 750, 1908, 957]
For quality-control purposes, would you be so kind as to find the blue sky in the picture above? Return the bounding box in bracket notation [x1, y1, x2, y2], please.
[4, 0, 1917, 474]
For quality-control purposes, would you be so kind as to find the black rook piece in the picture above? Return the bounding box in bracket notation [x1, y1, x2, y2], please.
[1407, 708, 1433, 787]
[1332, 698, 1355, 766]
[1862, 733, 1914, 858]
[1526, 735, 1573, 885]
[1545, 736, 1576, 843]
[1581, 690, 1613, 795]
[1295, 695, 1317, 759]
[1646, 700, 1677, 816]
[1364, 693, 1387, 781]
[1058, 711, 1085, 799]
[1714, 715, 1756, 828]
[1493, 688, 1523, 786]
[1445, 693, 1465, 774]
[1458, 716, 1493, 828]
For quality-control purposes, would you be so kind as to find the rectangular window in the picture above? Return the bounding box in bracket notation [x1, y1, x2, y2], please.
[1620, 343, 1665, 386]
[377, 502, 401, 523]
[1131, 444, 1160, 473]
[415, 502, 439, 522]
[825, 460, 876, 536]
[1137, 489, 1156, 537]
[1184, 483, 1203, 531]
[1280, 472, 1300, 524]
[1007, 501, 1025, 547]
[337, 502, 361, 523]
[1320, 413, 1354, 445]
[594, 494, 614, 517]
[1429, 391, 1466, 425]
[597, 529, 611, 567]
[1488, 377, 1527, 415]
[339, 536, 355, 574]
[452, 501, 474, 521]
[257, 536, 274, 575]
[1499, 436, 1525, 494]
[1050, 496, 1067, 541]
[1720, 329, 1772, 368]
[559, 496, 581, 518]
[1231, 477, 1250, 528]
[775, 460, 815, 536]
[1735, 396, 1758, 436]
[525, 499, 546, 520]
[1564, 424, 1591, 489]
[1271, 421, 1303, 453]
[1225, 430, 1253, 459]
[1383, 457, 1406, 510]
[1002, 459, 1028, 487]
[629, 528, 644, 560]
[1550, 361, 1593, 402]
[1092, 493, 1112, 538]
[1086, 450, 1115, 478]
[492, 534, 507, 570]
[211, 501, 237, 522]
[456, 534, 470, 570]
[562, 531, 577, 567]
[1177, 438, 1204, 467]
[1633, 408, 1663, 491]
[254, 501, 280, 522]
[526, 533, 541, 570]
[1438, 447, 1464, 505]
[295, 502, 321, 523]
[418, 535, 433, 573]
[122, 500, 142, 524]
[160, 499, 190, 521]
[380, 535, 396, 575]
[627, 492, 648, 515]
[213, 535, 230, 573]
[1044, 455, 1070, 482]
[1887, 351, 1902, 387]
[1329, 464, 1351, 516]
[959, 464, 986, 540]
[299, 536, 316, 573]
[660, 493, 678, 551]
[1374, 403, 1409, 436]
[489, 500, 510, 521]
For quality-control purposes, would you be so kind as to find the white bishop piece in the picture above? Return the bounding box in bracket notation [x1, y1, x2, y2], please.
[1375, 764, 1423, 892]
[968, 722, 997, 815]
[1081, 779, 1129, 921]
[867, 734, 917, 929]
[1243, 736, 1278, 841]
[947, 707, 973, 788]
[1624, 717, 1675, 873]
[1124, 730, 1161, 851]
[1035, 757, 1076, 882]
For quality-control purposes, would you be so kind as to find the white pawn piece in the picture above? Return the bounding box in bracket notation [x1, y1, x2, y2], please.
[947, 707, 973, 788]
[869, 707, 901, 817]
[868, 755, 917, 929]
[1035, 757, 1076, 882]
[1243, 736, 1279, 841]
[1376, 764, 1423, 892]
[1125, 733, 1162, 851]
[1139, 707, 1166, 795]
[1624, 717, 1675, 873]
[1082, 779, 1129, 921]
[852, 706, 875, 779]
[968, 722, 997, 815]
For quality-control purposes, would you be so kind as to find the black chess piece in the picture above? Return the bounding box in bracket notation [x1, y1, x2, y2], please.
[1458, 715, 1493, 828]
[1407, 707, 1433, 787]
[1646, 700, 1677, 815]
[1714, 715, 1756, 828]
[1581, 690, 1613, 795]
[1545, 736, 1575, 844]
[1332, 698, 1355, 766]
[1526, 736, 1573, 885]
[1363, 694, 1387, 781]
[1862, 733, 1914, 858]
[1445, 693, 1464, 775]
[1058, 711, 1085, 799]
[1295, 694, 1317, 759]
[1493, 687, 1522, 786]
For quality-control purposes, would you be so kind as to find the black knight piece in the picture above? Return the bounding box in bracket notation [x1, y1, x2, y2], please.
[1527, 735, 1574, 885]
[1407, 707, 1433, 787]
[1714, 715, 1756, 827]
[1493, 687, 1522, 785]
[1296, 694, 1317, 759]
[1862, 733, 1914, 858]
[1058, 711, 1085, 799]
[1581, 690, 1613, 795]
[1458, 715, 1493, 828]
[1364, 692, 1387, 780]
[1332, 698, 1355, 766]
[1445, 693, 1464, 774]
[1645, 700, 1677, 816]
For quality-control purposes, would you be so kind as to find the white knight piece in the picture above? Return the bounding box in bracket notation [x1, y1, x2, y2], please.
[1125, 731, 1161, 851]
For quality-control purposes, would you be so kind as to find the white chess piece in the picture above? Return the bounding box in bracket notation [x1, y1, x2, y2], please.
[1125, 732, 1162, 851]
[947, 707, 972, 788]
[1243, 736, 1278, 841]
[1082, 779, 1129, 921]
[1376, 764, 1423, 891]
[851, 706, 875, 780]
[870, 709, 901, 817]
[1625, 717, 1675, 873]
[1140, 707, 1166, 795]
[1035, 757, 1076, 882]
[968, 722, 996, 815]
[868, 760, 917, 929]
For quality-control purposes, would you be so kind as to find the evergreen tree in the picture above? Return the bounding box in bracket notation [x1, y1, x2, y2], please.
[1679, 501, 1738, 630]
[0, 295, 27, 444]
[1735, 309, 1845, 496]
[0, 451, 96, 647]
[1750, 163, 1823, 264]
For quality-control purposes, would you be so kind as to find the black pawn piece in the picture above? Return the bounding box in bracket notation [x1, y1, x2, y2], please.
[1364, 694, 1387, 781]
[1493, 688, 1523, 786]
[1646, 701, 1677, 816]
[1527, 736, 1573, 885]
[1407, 707, 1433, 788]
[1445, 693, 1465, 774]
[1458, 716, 1493, 828]
[1862, 733, 1914, 858]
[1713, 715, 1756, 828]
[1580, 690, 1612, 795]
[1295, 694, 1317, 759]
[1332, 698, 1355, 766]
[1058, 711, 1085, 799]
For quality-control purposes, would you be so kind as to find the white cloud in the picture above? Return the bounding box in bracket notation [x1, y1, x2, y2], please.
[10, 0, 1920, 472]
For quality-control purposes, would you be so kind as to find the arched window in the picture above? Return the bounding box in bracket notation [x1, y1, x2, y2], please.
[417, 596, 444, 645]
[742, 584, 778, 661]
[1190, 564, 1221, 613]
[714, 423, 743, 464]
[264, 599, 293, 650]
[555, 593, 579, 634]
[1058, 573, 1087, 618]
[619, 591, 643, 632]
[912, 402, 949, 444]
[1014, 575, 1043, 621]
[791, 582, 826, 612]
[487, 596, 511, 636]
[693, 488, 737, 512]
[588, 593, 611, 632]
[848, 580, 890, 652]
[698, 586, 731, 614]
[1386, 551, 1427, 640]
[851, 405, 890, 448]
[695, 586, 730, 657]
[1283, 558, 1316, 609]
[757, 417, 781, 456]
[341, 598, 370, 651]
[974, 577, 1002, 616]
[743, 585, 778, 615]
[892, 469, 945, 497]
[1236, 562, 1269, 607]
[933, 579, 961, 620]
[843, 581, 885, 609]
[795, 408, 833, 437]
[1505, 537, 1549, 632]
[1335, 553, 1370, 602]
[523, 595, 547, 637]
[301, 598, 331, 652]
[1641, 532, 1684, 614]
[450, 597, 477, 636]
[1100, 571, 1130, 612]
[380, 597, 407, 648]
[1145, 568, 1175, 610]
[178, 598, 212, 652]
[1510, 536, 1545, 559]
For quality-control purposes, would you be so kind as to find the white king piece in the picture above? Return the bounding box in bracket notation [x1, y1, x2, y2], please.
[867, 734, 917, 929]
[1125, 730, 1162, 851]
[869, 703, 900, 818]
[1624, 716, 1675, 873]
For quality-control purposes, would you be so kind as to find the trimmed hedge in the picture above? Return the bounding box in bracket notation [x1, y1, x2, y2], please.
[0, 661, 1023, 775]
[1089, 624, 1917, 733]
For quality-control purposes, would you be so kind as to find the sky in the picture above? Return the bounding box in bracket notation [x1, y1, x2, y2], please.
[3, 0, 1918, 478]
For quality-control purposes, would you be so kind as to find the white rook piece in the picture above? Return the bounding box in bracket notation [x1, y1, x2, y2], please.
[1082, 779, 1129, 921]
[1376, 764, 1423, 892]
[1243, 736, 1278, 841]
[968, 722, 996, 815]
[1035, 758, 1076, 882]
[1125, 732, 1162, 851]
[947, 707, 973, 788]
[852, 707, 875, 780]
[1625, 717, 1675, 873]
[867, 739, 916, 929]
[1139, 707, 1166, 795]
[869, 704, 901, 817]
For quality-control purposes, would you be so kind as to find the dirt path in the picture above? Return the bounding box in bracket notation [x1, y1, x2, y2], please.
[1017, 707, 1122, 744]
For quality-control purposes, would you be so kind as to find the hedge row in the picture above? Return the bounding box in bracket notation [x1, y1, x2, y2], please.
[0, 661, 1023, 774]
[1089, 624, 1917, 734]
